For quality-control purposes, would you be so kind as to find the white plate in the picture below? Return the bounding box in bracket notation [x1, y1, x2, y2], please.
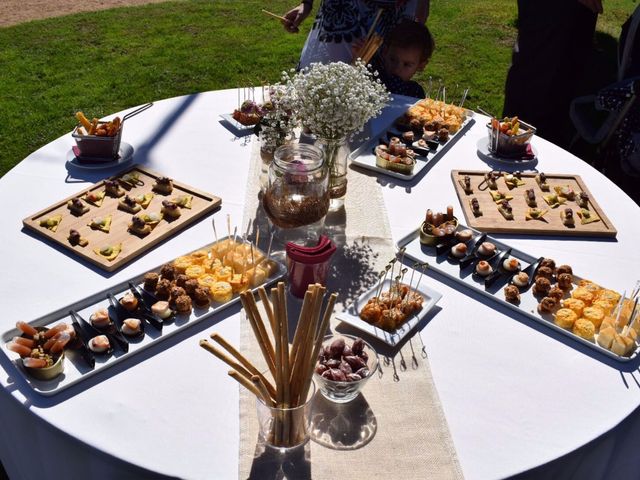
[219, 113, 255, 136]
[66, 142, 134, 170]
[476, 138, 538, 167]
[336, 274, 442, 346]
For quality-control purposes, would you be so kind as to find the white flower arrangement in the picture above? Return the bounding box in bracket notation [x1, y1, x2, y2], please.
[259, 85, 296, 151]
[282, 60, 390, 140]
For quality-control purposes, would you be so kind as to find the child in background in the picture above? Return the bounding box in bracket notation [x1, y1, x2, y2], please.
[366, 19, 435, 98]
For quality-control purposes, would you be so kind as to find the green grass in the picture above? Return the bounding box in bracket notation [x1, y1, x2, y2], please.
[0, 0, 634, 177]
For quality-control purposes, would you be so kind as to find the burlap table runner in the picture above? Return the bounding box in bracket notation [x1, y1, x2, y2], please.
[239, 139, 463, 479]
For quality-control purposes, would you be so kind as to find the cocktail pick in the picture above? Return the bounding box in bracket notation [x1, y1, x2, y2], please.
[631, 280, 640, 299]
[244, 218, 252, 243]
[212, 218, 218, 243]
[226, 214, 231, 240]
[625, 298, 639, 337]
[373, 270, 386, 305]
[615, 291, 627, 329]
[415, 262, 429, 292]
[398, 247, 406, 269]
[266, 231, 274, 261]
[459, 87, 469, 108]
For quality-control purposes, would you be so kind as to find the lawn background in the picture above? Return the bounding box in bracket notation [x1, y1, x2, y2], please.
[0, 0, 635, 177]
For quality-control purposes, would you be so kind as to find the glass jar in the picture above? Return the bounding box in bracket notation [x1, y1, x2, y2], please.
[263, 144, 329, 238]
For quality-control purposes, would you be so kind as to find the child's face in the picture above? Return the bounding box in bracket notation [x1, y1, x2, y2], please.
[382, 45, 426, 82]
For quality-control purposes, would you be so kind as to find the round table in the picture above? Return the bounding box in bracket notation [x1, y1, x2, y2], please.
[1, 90, 639, 480]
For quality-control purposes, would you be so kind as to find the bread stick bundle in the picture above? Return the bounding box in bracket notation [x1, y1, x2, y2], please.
[199, 281, 337, 447]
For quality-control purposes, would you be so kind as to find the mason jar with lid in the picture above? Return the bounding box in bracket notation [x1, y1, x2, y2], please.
[262, 144, 329, 243]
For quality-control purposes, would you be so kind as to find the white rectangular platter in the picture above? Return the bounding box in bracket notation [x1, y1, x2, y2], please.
[336, 273, 442, 346]
[349, 110, 475, 180]
[0, 239, 285, 396]
[396, 227, 638, 363]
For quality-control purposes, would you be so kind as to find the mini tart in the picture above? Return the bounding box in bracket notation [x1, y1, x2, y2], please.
[573, 318, 595, 341]
[151, 300, 173, 319]
[215, 266, 233, 282]
[134, 192, 154, 209]
[562, 298, 585, 317]
[185, 264, 206, 280]
[118, 195, 142, 214]
[582, 306, 605, 329]
[161, 200, 181, 219]
[67, 198, 89, 215]
[535, 173, 550, 191]
[525, 208, 547, 221]
[39, 214, 62, 232]
[577, 208, 600, 225]
[229, 274, 249, 293]
[489, 190, 513, 204]
[543, 193, 566, 209]
[210, 281, 233, 303]
[153, 177, 174, 194]
[67, 229, 88, 247]
[578, 280, 602, 294]
[593, 299, 615, 316]
[94, 243, 122, 261]
[595, 289, 621, 305]
[188, 250, 209, 265]
[554, 308, 578, 329]
[571, 287, 594, 306]
[197, 273, 218, 291]
[88, 215, 112, 233]
[173, 256, 194, 273]
[171, 194, 193, 209]
[84, 190, 106, 207]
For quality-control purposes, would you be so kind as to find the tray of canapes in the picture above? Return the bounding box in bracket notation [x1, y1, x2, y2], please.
[335, 258, 442, 346]
[396, 207, 638, 362]
[1, 237, 285, 395]
[451, 170, 617, 238]
[349, 98, 474, 180]
[22, 166, 222, 271]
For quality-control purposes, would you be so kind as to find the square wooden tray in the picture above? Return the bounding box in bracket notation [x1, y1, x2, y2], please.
[23, 166, 222, 271]
[451, 170, 616, 237]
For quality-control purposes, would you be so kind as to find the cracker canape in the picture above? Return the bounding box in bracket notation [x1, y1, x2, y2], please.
[39, 214, 62, 232]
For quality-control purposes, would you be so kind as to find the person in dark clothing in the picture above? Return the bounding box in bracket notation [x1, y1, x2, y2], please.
[370, 19, 435, 98]
[503, 0, 601, 147]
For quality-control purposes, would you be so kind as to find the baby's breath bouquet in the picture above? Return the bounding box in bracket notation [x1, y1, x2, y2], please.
[282, 61, 390, 200]
[258, 85, 295, 153]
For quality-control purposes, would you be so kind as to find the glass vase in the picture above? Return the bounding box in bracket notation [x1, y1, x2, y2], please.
[316, 136, 349, 207]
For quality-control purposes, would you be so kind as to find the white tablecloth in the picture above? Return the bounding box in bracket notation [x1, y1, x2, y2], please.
[0, 90, 639, 480]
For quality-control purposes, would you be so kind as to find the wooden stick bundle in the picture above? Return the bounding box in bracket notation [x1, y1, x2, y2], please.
[199, 281, 337, 448]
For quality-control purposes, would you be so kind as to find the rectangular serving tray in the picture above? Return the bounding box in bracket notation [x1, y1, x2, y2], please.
[0, 239, 285, 396]
[396, 226, 637, 363]
[451, 170, 617, 238]
[349, 109, 475, 180]
[22, 166, 222, 272]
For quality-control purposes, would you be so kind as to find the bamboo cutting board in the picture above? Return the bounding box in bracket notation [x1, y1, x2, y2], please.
[23, 166, 222, 271]
[451, 170, 616, 237]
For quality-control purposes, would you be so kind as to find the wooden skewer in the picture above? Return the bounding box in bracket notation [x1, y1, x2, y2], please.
[262, 9, 288, 22]
[209, 333, 276, 398]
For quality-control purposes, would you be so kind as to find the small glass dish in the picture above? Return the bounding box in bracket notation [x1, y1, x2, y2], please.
[313, 334, 378, 404]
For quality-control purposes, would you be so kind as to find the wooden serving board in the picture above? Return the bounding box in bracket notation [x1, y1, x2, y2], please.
[23, 166, 222, 271]
[451, 170, 616, 237]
